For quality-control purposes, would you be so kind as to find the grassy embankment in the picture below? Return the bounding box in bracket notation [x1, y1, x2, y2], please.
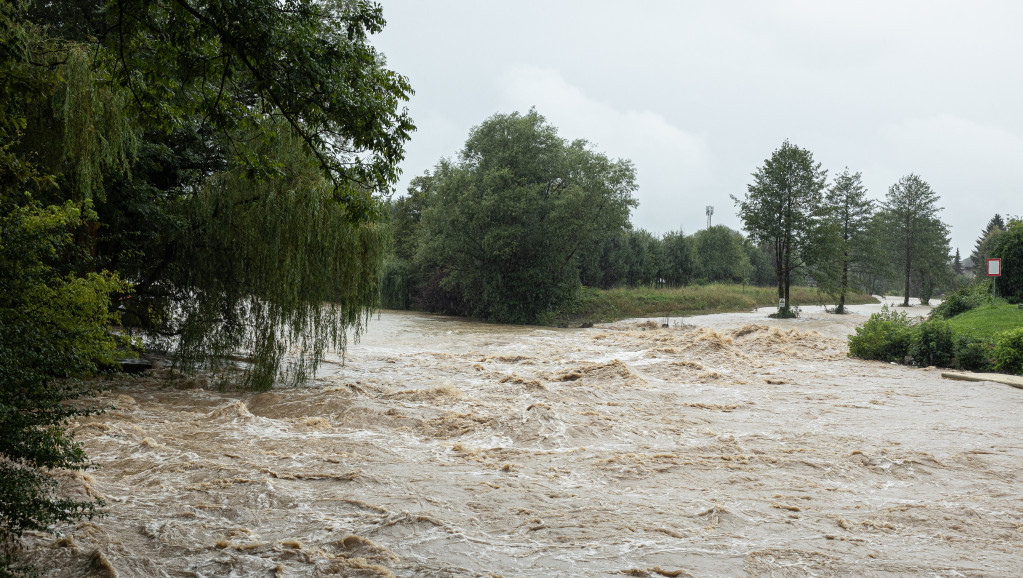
[948, 302, 1023, 338]
[546, 284, 876, 327]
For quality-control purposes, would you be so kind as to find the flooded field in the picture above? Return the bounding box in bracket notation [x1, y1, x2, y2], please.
[23, 301, 1023, 576]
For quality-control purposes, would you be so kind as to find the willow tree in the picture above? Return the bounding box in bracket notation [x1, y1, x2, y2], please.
[3, 0, 411, 567]
[29, 0, 415, 387]
[158, 126, 387, 388]
[733, 141, 827, 317]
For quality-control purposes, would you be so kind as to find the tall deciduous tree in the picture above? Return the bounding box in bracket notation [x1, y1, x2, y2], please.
[733, 140, 827, 316]
[823, 169, 874, 313]
[692, 225, 751, 284]
[625, 229, 664, 287]
[878, 174, 950, 306]
[416, 109, 637, 323]
[661, 229, 698, 287]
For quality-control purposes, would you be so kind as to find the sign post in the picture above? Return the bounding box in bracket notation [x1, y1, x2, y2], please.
[987, 258, 1001, 305]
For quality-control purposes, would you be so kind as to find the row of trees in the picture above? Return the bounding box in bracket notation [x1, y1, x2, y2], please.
[574, 225, 776, 289]
[387, 134, 957, 323]
[381, 109, 786, 323]
[2, 0, 411, 570]
[735, 141, 953, 316]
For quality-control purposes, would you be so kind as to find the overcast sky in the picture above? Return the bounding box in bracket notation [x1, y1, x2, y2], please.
[374, 0, 1023, 256]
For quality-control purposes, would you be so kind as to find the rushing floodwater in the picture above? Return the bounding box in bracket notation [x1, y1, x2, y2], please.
[23, 301, 1023, 576]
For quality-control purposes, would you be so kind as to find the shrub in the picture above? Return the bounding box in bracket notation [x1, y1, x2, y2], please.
[953, 333, 994, 372]
[992, 327, 1023, 375]
[848, 305, 915, 362]
[930, 282, 989, 320]
[769, 305, 801, 319]
[909, 319, 956, 367]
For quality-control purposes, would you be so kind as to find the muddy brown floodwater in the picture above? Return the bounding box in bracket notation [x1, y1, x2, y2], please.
[22, 300, 1023, 577]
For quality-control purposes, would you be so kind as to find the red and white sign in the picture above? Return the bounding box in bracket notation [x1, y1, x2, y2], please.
[987, 258, 1001, 277]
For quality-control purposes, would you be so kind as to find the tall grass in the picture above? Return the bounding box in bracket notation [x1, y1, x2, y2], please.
[545, 284, 876, 326]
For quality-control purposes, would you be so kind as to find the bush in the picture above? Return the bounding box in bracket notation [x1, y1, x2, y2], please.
[769, 305, 801, 319]
[953, 333, 994, 372]
[909, 319, 956, 367]
[848, 305, 915, 362]
[2, 202, 128, 570]
[930, 282, 990, 320]
[992, 327, 1023, 375]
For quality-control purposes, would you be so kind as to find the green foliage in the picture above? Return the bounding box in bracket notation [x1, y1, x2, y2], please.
[10, 0, 413, 391]
[44, 0, 415, 211]
[847, 305, 915, 362]
[577, 231, 630, 289]
[989, 219, 1023, 302]
[952, 333, 993, 372]
[624, 229, 664, 286]
[971, 214, 1006, 282]
[157, 126, 385, 390]
[850, 297, 1014, 371]
[931, 282, 990, 319]
[946, 301, 1023, 338]
[416, 110, 637, 323]
[733, 140, 827, 317]
[661, 230, 699, 287]
[379, 256, 417, 310]
[744, 239, 777, 287]
[820, 169, 874, 312]
[877, 174, 951, 306]
[768, 305, 801, 319]
[992, 327, 1023, 375]
[692, 225, 751, 283]
[909, 319, 957, 367]
[2, 0, 411, 570]
[1, 200, 128, 568]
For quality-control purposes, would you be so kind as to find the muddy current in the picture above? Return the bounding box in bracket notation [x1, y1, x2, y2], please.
[23, 302, 1023, 576]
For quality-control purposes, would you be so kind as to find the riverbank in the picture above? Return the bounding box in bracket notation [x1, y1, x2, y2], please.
[545, 284, 877, 326]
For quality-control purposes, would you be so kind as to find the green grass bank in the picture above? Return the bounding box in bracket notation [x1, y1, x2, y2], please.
[545, 284, 876, 327]
[948, 302, 1023, 338]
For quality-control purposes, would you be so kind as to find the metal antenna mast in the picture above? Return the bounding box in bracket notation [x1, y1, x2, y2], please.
[706, 206, 714, 228]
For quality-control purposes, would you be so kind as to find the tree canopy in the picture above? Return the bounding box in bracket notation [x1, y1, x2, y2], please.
[990, 218, 1023, 302]
[733, 140, 827, 316]
[413, 109, 637, 323]
[878, 174, 950, 307]
[692, 225, 751, 284]
[2, 0, 412, 567]
[821, 169, 874, 313]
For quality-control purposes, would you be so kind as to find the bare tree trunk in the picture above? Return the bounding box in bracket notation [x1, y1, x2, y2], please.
[903, 244, 912, 307]
[838, 255, 848, 314]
